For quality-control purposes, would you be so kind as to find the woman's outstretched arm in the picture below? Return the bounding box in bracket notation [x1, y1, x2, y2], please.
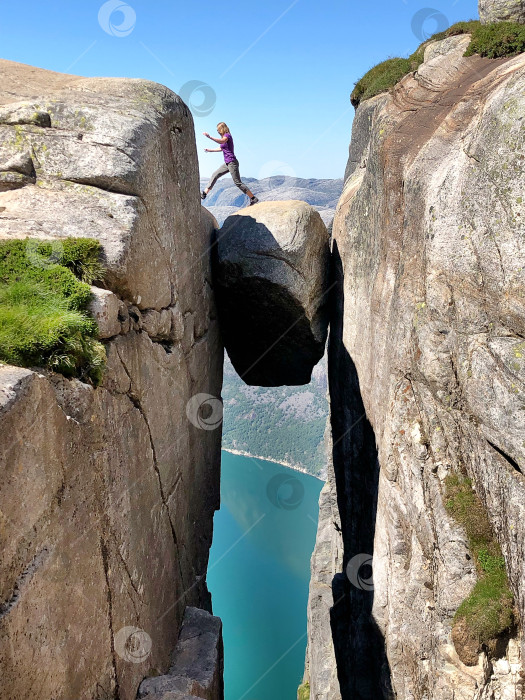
[204, 148, 222, 152]
[203, 131, 227, 144]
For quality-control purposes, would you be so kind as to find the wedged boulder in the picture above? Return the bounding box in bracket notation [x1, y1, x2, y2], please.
[214, 200, 330, 386]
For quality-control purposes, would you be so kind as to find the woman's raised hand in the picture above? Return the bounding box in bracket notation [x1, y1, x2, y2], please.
[203, 132, 210, 138]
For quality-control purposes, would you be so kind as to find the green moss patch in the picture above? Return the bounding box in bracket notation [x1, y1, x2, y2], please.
[0, 238, 106, 385]
[351, 20, 525, 107]
[444, 473, 515, 659]
[297, 681, 310, 700]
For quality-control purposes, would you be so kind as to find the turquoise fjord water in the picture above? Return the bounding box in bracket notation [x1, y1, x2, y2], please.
[208, 451, 323, 700]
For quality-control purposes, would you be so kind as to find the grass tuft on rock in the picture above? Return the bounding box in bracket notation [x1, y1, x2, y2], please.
[351, 20, 525, 107]
[0, 238, 106, 385]
[297, 681, 310, 700]
[444, 473, 514, 659]
[464, 21, 525, 58]
[351, 48, 427, 108]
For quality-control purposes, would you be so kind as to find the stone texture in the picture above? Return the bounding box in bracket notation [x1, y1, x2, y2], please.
[479, 0, 525, 23]
[303, 462, 343, 700]
[310, 37, 525, 698]
[89, 286, 122, 338]
[140, 308, 173, 341]
[0, 58, 204, 310]
[0, 60, 223, 700]
[138, 606, 223, 700]
[422, 33, 472, 68]
[0, 150, 35, 176]
[214, 200, 330, 386]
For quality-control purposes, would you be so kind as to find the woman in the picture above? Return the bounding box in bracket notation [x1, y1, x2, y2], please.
[201, 122, 258, 206]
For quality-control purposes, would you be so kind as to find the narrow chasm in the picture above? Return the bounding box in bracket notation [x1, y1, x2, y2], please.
[328, 242, 393, 699]
[2, 15, 525, 697]
[208, 198, 332, 699]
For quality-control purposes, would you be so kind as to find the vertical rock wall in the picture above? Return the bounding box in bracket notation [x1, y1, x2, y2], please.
[306, 35, 525, 699]
[0, 60, 223, 700]
[302, 427, 343, 700]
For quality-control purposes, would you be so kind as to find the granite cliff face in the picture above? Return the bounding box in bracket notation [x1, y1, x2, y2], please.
[305, 29, 525, 700]
[303, 443, 343, 699]
[0, 60, 223, 700]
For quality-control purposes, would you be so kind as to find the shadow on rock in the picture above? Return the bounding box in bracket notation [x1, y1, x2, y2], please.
[329, 240, 394, 700]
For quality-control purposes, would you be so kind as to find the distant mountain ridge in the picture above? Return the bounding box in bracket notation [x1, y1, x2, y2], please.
[200, 174, 343, 227]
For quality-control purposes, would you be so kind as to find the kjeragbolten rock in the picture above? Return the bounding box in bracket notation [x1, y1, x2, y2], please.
[214, 200, 330, 386]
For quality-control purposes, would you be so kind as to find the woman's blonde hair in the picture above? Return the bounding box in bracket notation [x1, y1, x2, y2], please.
[217, 122, 230, 135]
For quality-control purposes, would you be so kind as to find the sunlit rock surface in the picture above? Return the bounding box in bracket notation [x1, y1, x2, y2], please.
[137, 607, 223, 700]
[306, 34, 525, 699]
[478, 0, 525, 23]
[0, 59, 223, 700]
[214, 200, 330, 387]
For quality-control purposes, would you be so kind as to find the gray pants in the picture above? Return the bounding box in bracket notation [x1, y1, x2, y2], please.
[206, 158, 250, 195]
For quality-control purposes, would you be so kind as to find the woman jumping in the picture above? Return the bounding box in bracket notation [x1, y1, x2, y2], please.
[201, 122, 259, 206]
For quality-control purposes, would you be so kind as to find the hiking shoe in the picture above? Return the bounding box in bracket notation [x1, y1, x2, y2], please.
[249, 196, 259, 206]
[200, 190, 207, 200]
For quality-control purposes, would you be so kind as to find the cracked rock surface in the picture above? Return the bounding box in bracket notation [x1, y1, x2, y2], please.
[0, 60, 223, 700]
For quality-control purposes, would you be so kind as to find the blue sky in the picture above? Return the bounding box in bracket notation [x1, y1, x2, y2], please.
[0, 0, 479, 179]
